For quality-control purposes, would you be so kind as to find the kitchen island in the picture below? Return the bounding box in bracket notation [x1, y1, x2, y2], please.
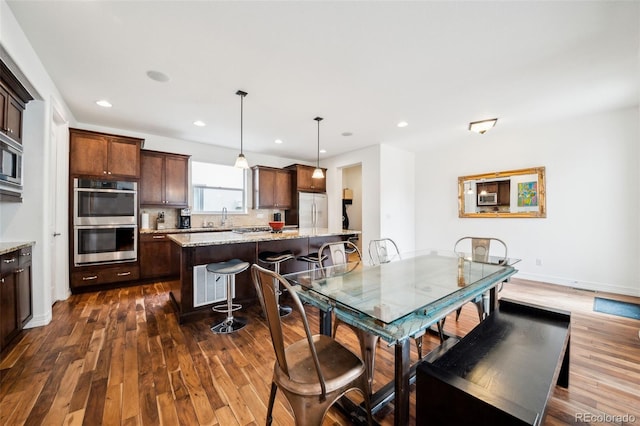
[167, 228, 359, 322]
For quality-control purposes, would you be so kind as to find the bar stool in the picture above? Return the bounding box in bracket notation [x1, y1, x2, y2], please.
[258, 250, 295, 317]
[207, 259, 250, 334]
[297, 250, 327, 270]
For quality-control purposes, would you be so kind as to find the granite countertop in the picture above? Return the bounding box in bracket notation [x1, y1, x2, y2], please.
[167, 228, 360, 247]
[0, 241, 35, 256]
[140, 227, 229, 234]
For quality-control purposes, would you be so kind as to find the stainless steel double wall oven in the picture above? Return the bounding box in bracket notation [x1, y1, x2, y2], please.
[73, 178, 138, 265]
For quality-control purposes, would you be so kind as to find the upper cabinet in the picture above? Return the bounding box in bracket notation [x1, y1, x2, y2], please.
[252, 166, 292, 209]
[0, 59, 33, 146]
[286, 164, 326, 193]
[140, 150, 190, 207]
[69, 129, 143, 179]
[0, 84, 25, 145]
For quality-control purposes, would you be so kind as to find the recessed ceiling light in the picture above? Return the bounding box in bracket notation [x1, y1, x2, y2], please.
[397, 121, 408, 128]
[341, 132, 353, 137]
[274, 139, 283, 144]
[320, 149, 327, 154]
[146, 70, 170, 82]
[193, 120, 206, 127]
[96, 100, 112, 108]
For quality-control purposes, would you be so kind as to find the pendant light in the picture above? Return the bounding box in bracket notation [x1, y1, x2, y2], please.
[234, 90, 249, 169]
[312, 117, 324, 179]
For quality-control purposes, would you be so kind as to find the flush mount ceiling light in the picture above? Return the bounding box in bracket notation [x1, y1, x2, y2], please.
[469, 118, 498, 134]
[397, 121, 408, 128]
[96, 100, 112, 108]
[234, 90, 249, 169]
[193, 120, 206, 127]
[312, 117, 324, 179]
[274, 139, 283, 144]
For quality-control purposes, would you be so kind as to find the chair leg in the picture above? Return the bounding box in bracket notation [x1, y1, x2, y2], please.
[414, 335, 424, 359]
[455, 307, 462, 321]
[474, 298, 484, 322]
[266, 382, 277, 425]
[436, 318, 446, 342]
[356, 329, 379, 390]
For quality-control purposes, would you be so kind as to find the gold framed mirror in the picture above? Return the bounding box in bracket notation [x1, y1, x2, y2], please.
[458, 166, 546, 218]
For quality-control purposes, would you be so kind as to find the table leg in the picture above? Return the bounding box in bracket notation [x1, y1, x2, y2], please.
[394, 339, 410, 426]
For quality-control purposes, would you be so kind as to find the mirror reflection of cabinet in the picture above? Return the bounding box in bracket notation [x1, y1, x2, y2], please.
[459, 167, 546, 218]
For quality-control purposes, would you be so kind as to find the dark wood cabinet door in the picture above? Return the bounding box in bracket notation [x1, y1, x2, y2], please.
[0, 272, 18, 350]
[164, 155, 189, 207]
[288, 164, 326, 192]
[140, 236, 175, 279]
[254, 167, 276, 208]
[6, 96, 24, 144]
[107, 138, 140, 178]
[69, 131, 108, 176]
[16, 263, 32, 327]
[275, 170, 292, 208]
[0, 86, 7, 133]
[140, 152, 165, 205]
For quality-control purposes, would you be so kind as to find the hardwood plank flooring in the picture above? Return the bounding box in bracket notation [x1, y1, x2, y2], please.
[1, 278, 639, 425]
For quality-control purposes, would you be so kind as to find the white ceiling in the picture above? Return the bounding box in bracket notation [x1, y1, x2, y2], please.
[7, 1, 639, 162]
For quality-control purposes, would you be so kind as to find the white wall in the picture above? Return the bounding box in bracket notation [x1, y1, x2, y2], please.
[325, 144, 416, 259]
[1, 0, 77, 326]
[415, 106, 640, 296]
[380, 144, 416, 253]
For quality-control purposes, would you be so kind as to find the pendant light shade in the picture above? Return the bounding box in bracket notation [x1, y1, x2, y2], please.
[312, 117, 324, 179]
[234, 90, 249, 169]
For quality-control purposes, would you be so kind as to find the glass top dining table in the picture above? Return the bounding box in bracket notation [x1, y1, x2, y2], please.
[284, 249, 518, 426]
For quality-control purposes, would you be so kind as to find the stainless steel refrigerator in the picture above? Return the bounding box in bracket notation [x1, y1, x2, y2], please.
[298, 192, 328, 228]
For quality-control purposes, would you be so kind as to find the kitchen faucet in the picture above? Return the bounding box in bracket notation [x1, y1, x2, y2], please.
[221, 207, 228, 226]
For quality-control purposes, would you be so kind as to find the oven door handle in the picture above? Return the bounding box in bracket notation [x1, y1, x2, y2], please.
[74, 224, 137, 229]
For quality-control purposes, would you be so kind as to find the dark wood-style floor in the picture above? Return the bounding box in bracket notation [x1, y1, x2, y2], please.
[1, 278, 639, 425]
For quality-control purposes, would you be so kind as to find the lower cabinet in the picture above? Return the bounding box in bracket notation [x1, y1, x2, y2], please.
[139, 234, 178, 280]
[71, 264, 140, 289]
[0, 245, 33, 352]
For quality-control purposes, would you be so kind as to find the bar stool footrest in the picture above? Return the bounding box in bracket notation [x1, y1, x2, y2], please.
[212, 303, 242, 314]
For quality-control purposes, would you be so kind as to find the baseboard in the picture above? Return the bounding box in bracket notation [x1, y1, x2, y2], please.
[514, 272, 640, 297]
[23, 311, 52, 329]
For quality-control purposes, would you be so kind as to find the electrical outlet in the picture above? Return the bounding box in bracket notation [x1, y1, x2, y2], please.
[535, 258, 543, 266]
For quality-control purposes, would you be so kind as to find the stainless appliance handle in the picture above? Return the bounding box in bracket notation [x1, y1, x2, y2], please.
[312, 203, 317, 227]
[74, 187, 136, 194]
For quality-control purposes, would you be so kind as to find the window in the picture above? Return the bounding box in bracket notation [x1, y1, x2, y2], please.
[192, 161, 247, 213]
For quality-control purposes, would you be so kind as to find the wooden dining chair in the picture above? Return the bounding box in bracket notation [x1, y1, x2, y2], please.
[250, 264, 372, 426]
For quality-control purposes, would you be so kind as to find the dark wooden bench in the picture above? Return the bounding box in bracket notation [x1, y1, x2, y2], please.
[416, 298, 571, 426]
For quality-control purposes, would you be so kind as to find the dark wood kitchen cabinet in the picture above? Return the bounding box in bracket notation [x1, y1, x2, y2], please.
[139, 233, 178, 280]
[69, 128, 143, 179]
[252, 166, 292, 209]
[0, 59, 33, 146]
[0, 245, 33, 352]
[0, 83, 25, 145]
[140, 150, 190, 207]
[70, 263, 140, 290]
[286, 164, 326, 193]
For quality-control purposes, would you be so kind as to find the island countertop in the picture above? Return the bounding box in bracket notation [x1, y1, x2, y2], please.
[167, 228, 360, 247]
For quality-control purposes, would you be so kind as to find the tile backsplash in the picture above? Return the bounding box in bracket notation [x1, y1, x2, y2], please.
[140, 208, 286, 230]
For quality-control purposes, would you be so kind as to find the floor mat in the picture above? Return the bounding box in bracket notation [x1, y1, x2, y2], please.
[593, 297, 640, 320]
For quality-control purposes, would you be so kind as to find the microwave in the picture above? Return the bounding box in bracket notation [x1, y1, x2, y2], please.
[0, 138, 23, 189]
[477, 193, 498, 206]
